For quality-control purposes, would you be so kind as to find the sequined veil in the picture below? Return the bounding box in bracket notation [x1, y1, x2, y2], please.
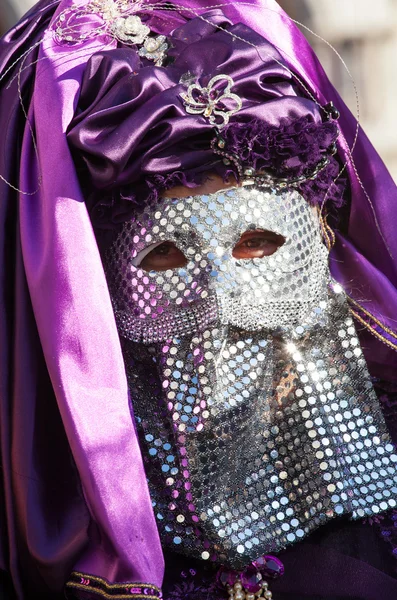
[1, 1, 397, 600]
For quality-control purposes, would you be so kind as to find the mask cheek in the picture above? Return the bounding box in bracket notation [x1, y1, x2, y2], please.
[126, 259, 221, 318]
[115, 267, 170, 318]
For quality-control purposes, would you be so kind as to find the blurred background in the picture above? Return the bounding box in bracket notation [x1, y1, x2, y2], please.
[1, 0, 396, 181]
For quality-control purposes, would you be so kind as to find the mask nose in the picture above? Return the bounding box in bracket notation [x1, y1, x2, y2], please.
[196, 247, 242, 295]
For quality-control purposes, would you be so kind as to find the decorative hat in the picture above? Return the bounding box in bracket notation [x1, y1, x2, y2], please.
[67, 11, 343, 231]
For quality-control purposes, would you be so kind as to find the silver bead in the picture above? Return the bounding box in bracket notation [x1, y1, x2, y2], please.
[235, 593, 245, 600]
[264, 591, 272, 599]
[246, 594, 256, 600]
[234, 582, 243, 592]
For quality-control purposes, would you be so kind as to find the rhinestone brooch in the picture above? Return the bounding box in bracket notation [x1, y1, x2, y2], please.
[180, 74, 243, 129]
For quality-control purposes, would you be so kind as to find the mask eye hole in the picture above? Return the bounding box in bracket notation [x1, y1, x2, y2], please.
[139, 241, 188, 272]
[232, 230, 285, 259]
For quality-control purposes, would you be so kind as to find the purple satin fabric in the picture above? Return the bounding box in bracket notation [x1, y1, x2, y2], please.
[1, 1, 163, 597]
[68, 14, 328, 213]
[0, 5, 89, 597]
[1, 1, 397, 599]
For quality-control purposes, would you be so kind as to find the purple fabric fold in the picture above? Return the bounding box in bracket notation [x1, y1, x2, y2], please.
[68, 18, 300, 191]
[21, 1, 164, 591]
[1, 1, 397, 598]
[1, 0, 164, 597]
[0, 5, 87, 597]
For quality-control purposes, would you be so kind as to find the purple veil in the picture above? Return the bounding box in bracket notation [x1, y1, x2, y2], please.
[1, 1, 397, 598]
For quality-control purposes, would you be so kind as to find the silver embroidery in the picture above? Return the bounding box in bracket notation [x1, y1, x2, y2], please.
[111, 14, 150, 44]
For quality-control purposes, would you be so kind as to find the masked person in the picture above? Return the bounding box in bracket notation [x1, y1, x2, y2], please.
[1, 1, 397, 599]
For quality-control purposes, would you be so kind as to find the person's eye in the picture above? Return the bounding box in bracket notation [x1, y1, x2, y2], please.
[140, 242, 188, 271]
[232, 230, 285, 259]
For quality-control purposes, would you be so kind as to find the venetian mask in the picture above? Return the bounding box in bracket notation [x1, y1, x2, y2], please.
[104, 186, 397, 568]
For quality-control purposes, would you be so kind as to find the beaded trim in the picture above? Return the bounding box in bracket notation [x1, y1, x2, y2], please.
[211, 135, 335, 190]
[216, 556, 284, 599]
[65, 571, 162, 599]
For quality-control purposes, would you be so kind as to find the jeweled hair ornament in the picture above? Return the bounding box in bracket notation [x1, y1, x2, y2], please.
[1, 1, 397, 599]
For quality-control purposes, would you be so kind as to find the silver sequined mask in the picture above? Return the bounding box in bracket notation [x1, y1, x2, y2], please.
[105, 187, 397, 568]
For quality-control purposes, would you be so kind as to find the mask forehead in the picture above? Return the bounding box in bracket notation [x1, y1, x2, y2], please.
[152, 187, 288, 246]
[117, 185, 318, 262]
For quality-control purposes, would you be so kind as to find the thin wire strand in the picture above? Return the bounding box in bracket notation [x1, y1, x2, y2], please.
[17, 45, 42, 195]
[0, 40, 42, 86]
[292, 17, 393, 257]
[0, 41, 43, 194]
